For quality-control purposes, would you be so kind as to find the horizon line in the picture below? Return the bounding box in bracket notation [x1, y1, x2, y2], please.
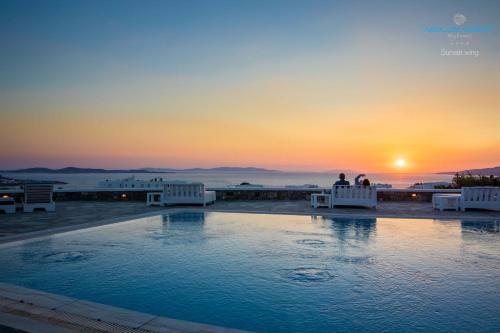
[2, 165, 497, 175]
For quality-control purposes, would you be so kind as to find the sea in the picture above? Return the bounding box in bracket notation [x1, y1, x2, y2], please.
[0, 171, 453, 189]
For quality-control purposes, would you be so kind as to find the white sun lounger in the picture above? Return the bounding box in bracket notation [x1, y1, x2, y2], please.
[23, 183, 56, 213]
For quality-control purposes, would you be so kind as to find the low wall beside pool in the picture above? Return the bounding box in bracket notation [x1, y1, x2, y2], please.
[0, 186, 462, 203]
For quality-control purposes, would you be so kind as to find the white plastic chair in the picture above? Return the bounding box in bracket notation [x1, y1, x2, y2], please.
[0, 197, 16, 214]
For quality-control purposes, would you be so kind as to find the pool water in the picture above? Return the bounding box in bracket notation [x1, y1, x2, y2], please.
[0, 212, 499, 332]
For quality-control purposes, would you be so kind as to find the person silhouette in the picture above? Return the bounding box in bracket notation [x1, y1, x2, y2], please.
[334, 173, 350, 186]
[354, 174, 366, 185]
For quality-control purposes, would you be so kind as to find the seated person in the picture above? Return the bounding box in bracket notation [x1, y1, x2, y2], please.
[334, 173, 350, 186]
[354, 174, 366, 185]
[362, 178, 371, 186]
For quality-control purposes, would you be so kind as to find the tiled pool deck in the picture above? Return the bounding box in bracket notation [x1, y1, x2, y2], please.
[0, 200, 499, 332]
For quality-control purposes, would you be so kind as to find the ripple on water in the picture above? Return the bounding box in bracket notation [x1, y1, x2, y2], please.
[332, 255, 374, 264]
[279, 267, 335, 283]
[146, 231, 213, 244]
[283, 230, 330, 237]
[68, 241, 129, 248]
[41, 251, 93, 263]
[296, 239, 327, 247]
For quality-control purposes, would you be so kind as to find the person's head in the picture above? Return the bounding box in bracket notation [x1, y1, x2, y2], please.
[339, 173, 346, 180]
[362, 179, 370, 186]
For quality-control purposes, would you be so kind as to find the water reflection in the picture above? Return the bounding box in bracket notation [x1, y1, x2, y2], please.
[460, 220, 499, 233]
[318, 216, 377, 243]
[162, 211, 206, 228]
[163, 211, 206, 223]
[153, 211, 207, 244]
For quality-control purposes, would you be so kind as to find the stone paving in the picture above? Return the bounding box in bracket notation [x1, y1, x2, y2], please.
[0, 201, 164, 238]
[0, 200, 499, 239]
[208, 200, 500, 219]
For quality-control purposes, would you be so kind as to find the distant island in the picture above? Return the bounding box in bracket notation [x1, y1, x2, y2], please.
[142, 167, 281, 173]
[0, 167, 167, 174]
[0, 175, 66, 186]
[1, 166, 281, 174]
[437, 166, 500, 176]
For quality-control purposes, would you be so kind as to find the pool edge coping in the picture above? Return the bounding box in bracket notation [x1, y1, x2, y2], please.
[0, 282, 253, 333]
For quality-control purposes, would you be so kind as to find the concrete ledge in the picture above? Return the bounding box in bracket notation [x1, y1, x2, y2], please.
[0, 312, 75, 333]
[1, 186, 463, 203]
[0, 283, 252, 333]
[0, 208, 171, 246]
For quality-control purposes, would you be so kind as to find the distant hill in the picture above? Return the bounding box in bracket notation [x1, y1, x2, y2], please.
[191, 167, 280, 172]
[139, 167, 281, 172]
[1, 167, 166, 174]
[321, 169, 359, 174]
[1, 166, 281, 173]
[437, 166, 500, 176]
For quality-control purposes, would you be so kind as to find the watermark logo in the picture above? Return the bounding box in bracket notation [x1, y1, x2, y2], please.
[424, 13, 494, 58]
[453, 13, 466, 26]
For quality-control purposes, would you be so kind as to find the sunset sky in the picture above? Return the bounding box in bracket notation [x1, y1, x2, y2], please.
[1, 0, 499, 172]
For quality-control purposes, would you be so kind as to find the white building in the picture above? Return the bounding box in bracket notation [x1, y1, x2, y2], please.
[97, 176, 169, 189]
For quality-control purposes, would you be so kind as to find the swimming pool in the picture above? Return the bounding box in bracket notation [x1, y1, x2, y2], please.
[0, 211, 499, 332]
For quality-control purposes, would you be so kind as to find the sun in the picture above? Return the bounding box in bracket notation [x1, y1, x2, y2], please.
[395, 158, 406, 168]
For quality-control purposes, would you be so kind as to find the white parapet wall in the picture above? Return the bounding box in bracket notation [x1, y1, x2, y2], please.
[0, 186, 463, 202]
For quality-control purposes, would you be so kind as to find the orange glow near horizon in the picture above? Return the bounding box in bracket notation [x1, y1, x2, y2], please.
[3, 73, 499, 172]
[2, 85, 499, 173]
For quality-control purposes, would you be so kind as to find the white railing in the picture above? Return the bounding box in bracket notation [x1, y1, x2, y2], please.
[331, 185, 377, 208]
[146, 183, 216, 207]
[461, 187, 500, 211]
